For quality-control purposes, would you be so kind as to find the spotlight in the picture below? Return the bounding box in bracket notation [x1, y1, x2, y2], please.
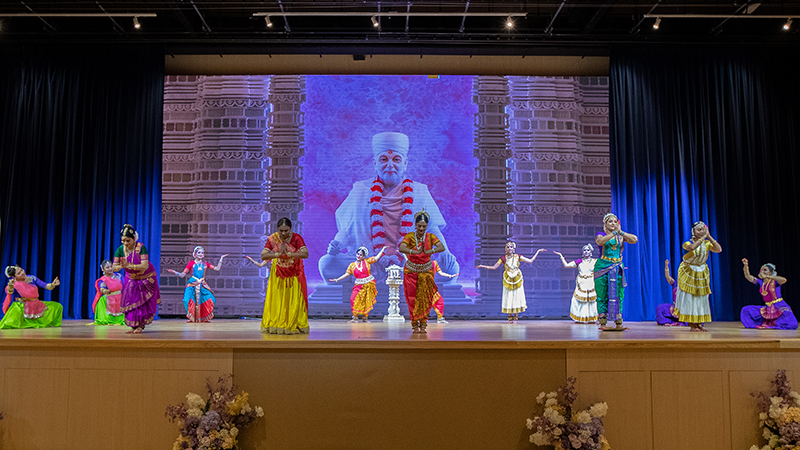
[505, 16, 514, 28]
[265, 15, 273, 28]
[652, 17, 661, 30]
[371, 15, 379, 28]
[133, 16, 140, 29]
[783, 18, 792, 30]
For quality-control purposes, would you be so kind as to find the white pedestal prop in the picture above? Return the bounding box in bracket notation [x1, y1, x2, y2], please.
[383, 264, 405, 322]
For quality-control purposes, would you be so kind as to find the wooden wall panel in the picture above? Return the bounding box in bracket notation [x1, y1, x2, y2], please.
[577, 371, 653, 450]
[652, 371, 726, 450]
[233, 349, 567, 450]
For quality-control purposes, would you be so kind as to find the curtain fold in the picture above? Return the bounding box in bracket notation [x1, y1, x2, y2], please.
[0, 46, 164, 319]
[610, 47, 800, 321]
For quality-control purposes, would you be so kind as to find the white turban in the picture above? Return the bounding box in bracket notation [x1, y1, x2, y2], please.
[372, 132, 409, 157]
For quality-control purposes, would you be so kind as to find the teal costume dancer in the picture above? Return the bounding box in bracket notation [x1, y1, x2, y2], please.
[593, 213, 638, 328]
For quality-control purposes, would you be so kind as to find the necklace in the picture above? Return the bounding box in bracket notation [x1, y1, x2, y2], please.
[414, 232, 425, 250]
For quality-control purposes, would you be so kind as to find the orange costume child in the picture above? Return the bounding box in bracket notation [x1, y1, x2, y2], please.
[329, 246, 386, 322]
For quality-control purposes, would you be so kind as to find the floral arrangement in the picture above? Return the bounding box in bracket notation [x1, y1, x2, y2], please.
[751, 370, 800, 450]
[166, 375, 264, 450]
[526, 377, 611, 450]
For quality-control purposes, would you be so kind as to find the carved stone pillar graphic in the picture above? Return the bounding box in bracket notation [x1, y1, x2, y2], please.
[265, 76, 306, 237]
[508, 76, 610, 317]
[472, 76, 513, 303]
[162, 75, 270, 316]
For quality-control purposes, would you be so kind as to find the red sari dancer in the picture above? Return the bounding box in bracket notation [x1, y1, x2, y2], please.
[260, 217, 310, 334]
[399, 209, 445, 334]
[112, 224, 161, 334]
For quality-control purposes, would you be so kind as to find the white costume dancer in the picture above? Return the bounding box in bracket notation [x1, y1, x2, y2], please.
[555, 245, 598, 323]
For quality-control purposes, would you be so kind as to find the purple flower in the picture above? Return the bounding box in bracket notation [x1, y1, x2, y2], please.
[199, 410, 222, 433]
[779, 422, 800, 444]
[166, 403, 188, 423]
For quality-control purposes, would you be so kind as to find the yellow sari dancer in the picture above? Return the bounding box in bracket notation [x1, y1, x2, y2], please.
[260, 217, 310, 334]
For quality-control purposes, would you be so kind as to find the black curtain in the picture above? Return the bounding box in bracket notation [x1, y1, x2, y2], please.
[0, 46, 164, 319]
[609, 47, 800, 321]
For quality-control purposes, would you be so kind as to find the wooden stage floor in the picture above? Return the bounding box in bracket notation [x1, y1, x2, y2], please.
[2, 319, 800, 449]
[1, 318, 798, 349]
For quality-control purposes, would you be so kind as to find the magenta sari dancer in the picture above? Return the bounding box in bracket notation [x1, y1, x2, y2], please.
[115, 242, 161, 329]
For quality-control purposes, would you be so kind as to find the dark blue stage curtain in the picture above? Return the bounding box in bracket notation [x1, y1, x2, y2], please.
[610, 47, 800, 321]
[0, 47, 163, 320]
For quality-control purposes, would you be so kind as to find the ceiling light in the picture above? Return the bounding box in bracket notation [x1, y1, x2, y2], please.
[371, 15, 379, 27]
[133, 16, 140, 29]
[784, 18, 792, 30]
[652, 17, 661, 29]
[265, 15, 273, 27]
[505, 16, 514, 28]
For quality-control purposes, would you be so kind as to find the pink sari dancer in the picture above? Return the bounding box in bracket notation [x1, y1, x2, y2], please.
[113, 224, 161, 334]
[5, 278, 47, 318]
[93, 275, 123, 314]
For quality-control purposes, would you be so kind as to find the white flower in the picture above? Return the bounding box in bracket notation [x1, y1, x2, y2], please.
[759, 412, 768, 421]
[545, 398, 558, 408]
[255, 405, 264, 417]
[186, 393, 205, 409]
[530, 432, 550, 445]
[546, 391, 558, 399]
[791, 390, 800, 406]
[543, 407, 565, 425]
[552, 427, 562, 436]
[768, 398, 788, 419]
[242, 404, 252, 414]
[575, 411, 592, 424]
[763, 428, 773, 440]
[187, 407, 203, 418]
[589, 402, 608, 418]
[536, 392, 547, 404]
[526, 418, 534, 430]
[230, 427, 239, 437]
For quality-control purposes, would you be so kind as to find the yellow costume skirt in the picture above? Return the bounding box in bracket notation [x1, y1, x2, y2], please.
[261, 274, 309, 334]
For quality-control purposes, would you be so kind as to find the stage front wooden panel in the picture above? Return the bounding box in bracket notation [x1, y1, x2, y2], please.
[0, 320, 798, 449]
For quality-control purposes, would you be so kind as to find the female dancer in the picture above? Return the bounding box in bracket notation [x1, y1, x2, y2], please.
[92, 260, 125, 325]
[554, 245, 598, 324]
[655, 260, 685, 326]
[261, 217, 309, 334]
[399, 209, 445, 334]
[1, 265, 62, 329]
[476, 242, 546, 323]
[112, 224, 161, 334]
[167, 246, 228, 323]
[674, 221, 721, 332]
[594, 213, 638, 330]
[431, 260, 458, 323]
[329, 246, 386, 323]
[740, 259, 797, 330]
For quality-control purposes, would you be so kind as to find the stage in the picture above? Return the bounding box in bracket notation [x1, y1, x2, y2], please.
[1, 319, 799, 450]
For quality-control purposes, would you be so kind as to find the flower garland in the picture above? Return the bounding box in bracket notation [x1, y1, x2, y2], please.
[369, 177, 414, 254]
[751, 370, 800, 450]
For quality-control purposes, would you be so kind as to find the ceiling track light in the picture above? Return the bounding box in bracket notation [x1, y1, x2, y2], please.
[371, 15, 379, 28]
[784, 18, 793, 30]
[652, 17, 661, 29]
[265, 15, 273, 27]
[133, 16, 140, 29]
[505, 15, 514, 28]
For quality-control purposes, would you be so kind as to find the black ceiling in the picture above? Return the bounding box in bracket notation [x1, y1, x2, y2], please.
[1, 1, 799, 55]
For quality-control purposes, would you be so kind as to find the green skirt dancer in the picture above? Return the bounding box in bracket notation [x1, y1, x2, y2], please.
[0, 301, 63, 329]
[92, 273, 125, 325]
[594, 213, 638, 328]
